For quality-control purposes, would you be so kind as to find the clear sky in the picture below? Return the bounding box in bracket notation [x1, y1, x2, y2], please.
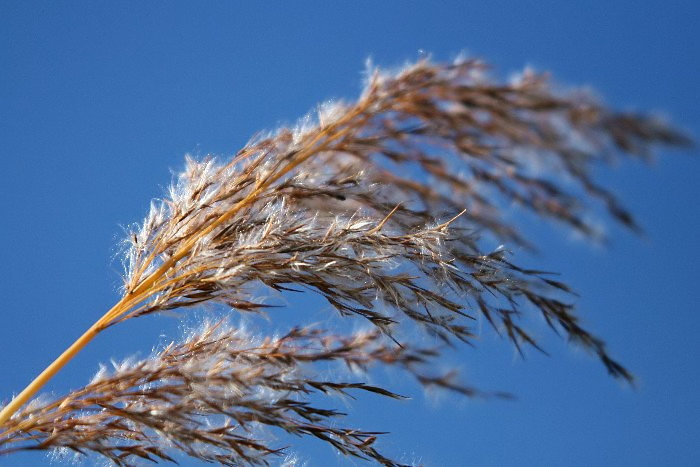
[1, 1, 698, 466]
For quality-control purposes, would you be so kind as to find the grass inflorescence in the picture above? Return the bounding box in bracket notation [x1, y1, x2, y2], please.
[0, 56, 690, 465]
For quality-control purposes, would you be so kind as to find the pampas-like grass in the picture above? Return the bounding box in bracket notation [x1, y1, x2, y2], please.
[0, 321, 476, 466]
[0, 57, 689, 465]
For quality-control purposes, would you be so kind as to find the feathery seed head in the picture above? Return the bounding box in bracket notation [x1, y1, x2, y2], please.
[1, 56, 689, 465]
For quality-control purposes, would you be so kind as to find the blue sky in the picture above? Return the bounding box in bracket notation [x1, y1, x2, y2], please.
[1, 1, 698, 466]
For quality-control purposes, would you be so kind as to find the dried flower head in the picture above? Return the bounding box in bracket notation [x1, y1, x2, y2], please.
[0, 320, 479, 466]
[114, 58, 686, 375]
[0, 56, 689, 465]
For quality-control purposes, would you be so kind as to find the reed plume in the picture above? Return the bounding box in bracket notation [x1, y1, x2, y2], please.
[0, 56, 689, 465]
[1, 321, 477, 466]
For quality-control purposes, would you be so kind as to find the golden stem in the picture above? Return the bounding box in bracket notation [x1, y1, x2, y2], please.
[0, 298, 129, 425]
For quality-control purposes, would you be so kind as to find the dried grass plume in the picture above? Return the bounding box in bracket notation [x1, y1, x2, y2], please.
[0, 56, 690, 465]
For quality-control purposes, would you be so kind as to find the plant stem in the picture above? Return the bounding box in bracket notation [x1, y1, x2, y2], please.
[0, 300, 128, 425]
